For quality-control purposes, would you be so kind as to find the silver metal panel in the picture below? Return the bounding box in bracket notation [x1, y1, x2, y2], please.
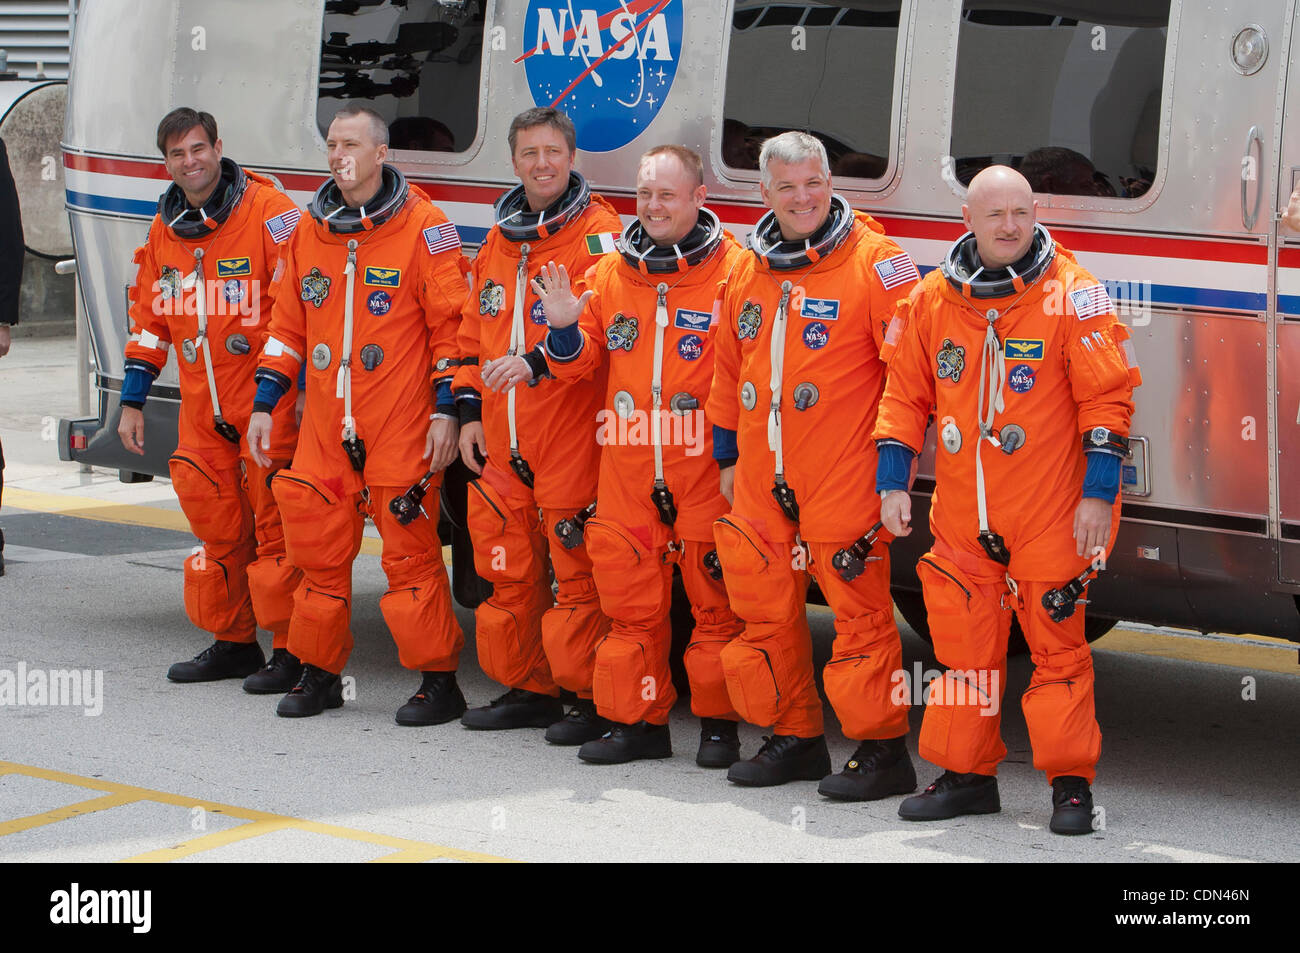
[69, 213, 176, 388]
[1129, 311, 1268, 517]
[1276, 321, 1300, 524]
[169, 0, 323, 169]
[62, 0, 177, 156]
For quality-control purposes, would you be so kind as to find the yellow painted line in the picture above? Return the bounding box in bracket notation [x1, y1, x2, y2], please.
[0, 760, 510, 863]
[372, 846, 469, 863]
[3, 487, 388, 556]
[1095, 627, 1299, 676]
[122, 819, 297, 863]
[4, 487, 192, 533]
[0, 791, 142, 835]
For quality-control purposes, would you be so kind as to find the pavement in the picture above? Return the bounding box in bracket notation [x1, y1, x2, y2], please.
[1, 336, 1298, 865]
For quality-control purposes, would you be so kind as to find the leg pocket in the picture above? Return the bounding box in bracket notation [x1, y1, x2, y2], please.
[289, 586, 352, 675]
[916, 553, 1008, 669]
[183, 551, 249, 635]
[474, 600, 540, 689]
[719, 632, 795, 729]
[271, 469, 359, 572]
[584, 518, 670, 623]
[169, 450, 251, 546]
[592, 633, 665, 724]
[712, 514, 801, 624]
[466, 479, 543, 587]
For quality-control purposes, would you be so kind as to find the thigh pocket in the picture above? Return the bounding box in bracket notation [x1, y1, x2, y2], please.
[712, 515, 800, 623]
[584, 518, 669, 621]
[169, 451, 250, 546]
[466, 480, 538, 586]
[916, 554, 1006, 668]
[270, 470, 357, 571]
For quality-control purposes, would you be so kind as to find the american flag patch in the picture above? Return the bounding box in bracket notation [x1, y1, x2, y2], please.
[264, 209, 301, 244]
[874, 252, 920, 290]
[1069, 284, 1113, 320]
[424, 222, 461, 255]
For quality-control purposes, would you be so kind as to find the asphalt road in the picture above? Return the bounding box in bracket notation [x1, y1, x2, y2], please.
[1, 338, 1297, 864]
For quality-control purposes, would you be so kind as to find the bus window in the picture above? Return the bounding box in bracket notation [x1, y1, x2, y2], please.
[950, 2, 1170, 199]
[317, 0, 484, 155]
[723, 1, 903, 181]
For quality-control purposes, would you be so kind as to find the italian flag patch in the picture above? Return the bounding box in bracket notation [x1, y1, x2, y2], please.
[585, 232, 619, 255]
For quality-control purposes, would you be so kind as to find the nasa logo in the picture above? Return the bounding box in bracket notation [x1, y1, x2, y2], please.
[802, 322, 830, 350]
[223, 279, 244, 304]
[1008, 363, 1036, 393]
[801, 297, 840, 321]
[521, 1, 683, 153]
[530, 299, 548, 325]
[677, 334, 703, 361]
[368, 290, 392, 316]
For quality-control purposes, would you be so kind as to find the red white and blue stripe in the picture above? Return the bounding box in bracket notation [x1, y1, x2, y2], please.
[64, 151, 1289, 317]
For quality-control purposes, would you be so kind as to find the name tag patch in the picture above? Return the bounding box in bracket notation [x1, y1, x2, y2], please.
[216, 257, 251, 278]
[1004, 338, 1044, 361]
[364, 267, 401, 288]
[674, 308, 712, 332]
[800, 297, 839, 321]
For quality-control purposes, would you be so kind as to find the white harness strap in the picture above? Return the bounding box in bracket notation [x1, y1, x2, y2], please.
[337, 239, 358, 441]
[766, 280, 794, 478]
[974, 308, 1006, 536]
[651, 281, 669, 483]
[507, 243, 531, 456]
[184, 248, 225, 421]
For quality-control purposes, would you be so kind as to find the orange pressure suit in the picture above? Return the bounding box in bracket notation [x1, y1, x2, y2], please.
[454, 173, 620, 698]
[546, 211, 745, 725]
[257, 168, 468, 676]
[874, 229, 1140, 783]
[124, 160, 302, 649]
[707, 199, 919, 740]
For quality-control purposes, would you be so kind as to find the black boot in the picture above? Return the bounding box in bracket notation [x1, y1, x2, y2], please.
[242, 648, 303, 694]
[167, 640, 265, 683]
[276, 664, 344, 718]
[898, 770, 1000, 821]
[696, 718, 741, 768]
[578, 721, 673, 764]
[818, 736, 917, 802]
[726, 734, 831, 787]
[395, 671, 467, 726]
[544, 698, 610, 745]
[1049, 775, 1095, 835]
[460, 687, 563, 730]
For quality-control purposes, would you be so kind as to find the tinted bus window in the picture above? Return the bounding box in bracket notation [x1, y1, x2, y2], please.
[723, 1, 903, 180]
[317, 0, 484, 154]
[951, 2, 1169, 198]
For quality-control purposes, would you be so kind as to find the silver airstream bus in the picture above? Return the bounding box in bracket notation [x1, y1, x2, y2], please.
[56, 0, 1300, 648]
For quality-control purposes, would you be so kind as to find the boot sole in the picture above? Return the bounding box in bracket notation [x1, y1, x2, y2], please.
[898, 792, 1001, 821]
[277, 695, 344, 718]
[460, 709, 561, 730]
[727, 755, 832, 787]
[168, 663, 264, 683]
[243, 674, 304, 695]
[395, 702, 468, 727]
[696, 748, 742, 769]
[578, 745, 673, 765]
[818, 761, 918, 802]
[1050, 810, 1095, 835]
[544, 727, 610, 746]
